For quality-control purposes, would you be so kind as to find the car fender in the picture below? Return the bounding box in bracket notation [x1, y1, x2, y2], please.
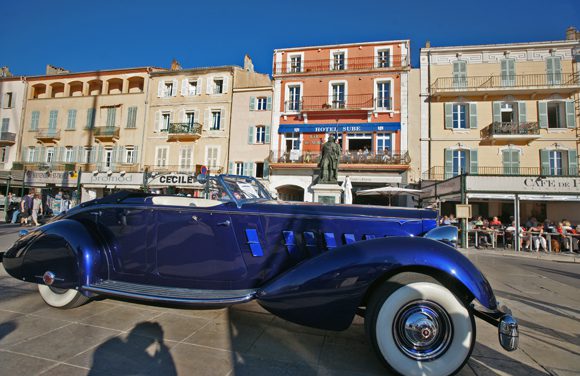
[256, 236, 496, 331]
[3, 219, 104, 290]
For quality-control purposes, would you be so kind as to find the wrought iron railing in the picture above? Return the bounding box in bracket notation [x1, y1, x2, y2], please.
[0, 132, 16, 142]
[481, 122, 540, 138]
[431, 73, 579, 93]
[164, 122, 202, 136]
[146, 165, 223, 174]
[284, 96, 390, 112]
[16, 162, 140, 172]
[93, 126, 120, 138]
[273, 55, 407, 75]
[35, 128, 61, 138]
[423, 166, 579, 181]
[270, 150, 410, 165]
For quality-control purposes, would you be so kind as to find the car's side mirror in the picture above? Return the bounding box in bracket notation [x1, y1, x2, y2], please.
[196, 174, 208, 184]
[19, 229, 29, 237]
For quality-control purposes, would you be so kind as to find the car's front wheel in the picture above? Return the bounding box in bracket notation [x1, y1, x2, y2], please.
[38, 285, 89, 309]
[366, 279, 475, 376]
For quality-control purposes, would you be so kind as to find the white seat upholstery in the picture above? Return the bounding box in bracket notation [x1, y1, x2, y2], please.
[151, 196, 223, 208]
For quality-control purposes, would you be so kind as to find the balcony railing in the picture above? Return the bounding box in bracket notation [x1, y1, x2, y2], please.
[35, 128, 61, 140]
[0, 132, 16, 144]
[163, 122, 202, 141]
[274, 55, 407, 75]
[146, 164, 223, 174]
[15, 162, 140, 173]
[93, 126, 120, 139]
[423, 166, 579, 181]
[431, 73, 580, 95]
[481, 122, 540, 138]
[270, 150, 410, 165]
[284, 96, 391, 113]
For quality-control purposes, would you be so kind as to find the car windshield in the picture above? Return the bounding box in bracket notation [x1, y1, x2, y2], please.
[210, 175, 272, 203]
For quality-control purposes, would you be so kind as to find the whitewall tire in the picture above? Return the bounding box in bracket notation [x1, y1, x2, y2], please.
[367, 281, 475, 376]
[38, 284, 89, 309]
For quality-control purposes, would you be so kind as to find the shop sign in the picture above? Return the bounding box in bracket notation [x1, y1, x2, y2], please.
[80, 172, 144, 186]
[338, 175, 402, 184]
[278, 122, 401, 134]
[148, 173, 201, 187]
[467, 176, 580, 194]
[25, 170, 79, 187]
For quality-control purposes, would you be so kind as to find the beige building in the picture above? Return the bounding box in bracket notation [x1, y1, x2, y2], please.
[19, 66, 157, 201]
[419, 32, 580, 225]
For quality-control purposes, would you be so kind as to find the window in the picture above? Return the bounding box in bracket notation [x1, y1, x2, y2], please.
[444, 149, 475, 178]
[155, 147, 168, 167]
[289, 55, 302, 73]
[376, 133, 392, 154]
[452, 60, 467, 88]
[453, 104, 468, 129]
[211, 111, 221, 130]
[285, 132, 300, 151]
[83, 147, 92, 163]
[1, 118, 8, 133]
[287, 85, 301, 112]
[27, 147, 36, 162]
[2, 92, 13, 108]
[86, 108, 96, 129]
[376, 49, 391, 68]
[106, 108, 117, 127]
[235, 162, 244, 175]
[185, 111, 195, 126]
[546, 56, 562, 85]
[126, 107, 137, 128]
[46, 147, 54, 163]
[161, 112, 171, 131]
[179, 147, 192, 171]
[0, 146, 9, 163]
[206, 146, 219, 169]
[104, 148, 113, 168]
[502, 149, 520, 175]
[332, 52, 345, 70]
[331, 83, 345, 109]
[67, 109, 77, 130]
[501, 59, 516, 86]
[31, 111, 40, 130]
[376, 81, 391, 109]
[164, 81, 174, 97]
[65, 147, 73, 163]
[500, 103, 519, 123]
[257, 97, 267, 111]
[255, 126, 266, 144]
[213, 79, 224, 94]
[125, 147, 135, 164]
[347, 132, 372, 153]
[48, 110, 58, 129]
[187, 80, 198, 95]
[452, 150, 468, 176]
[549, 150, 564, 176]
[547, 102, 565, 128]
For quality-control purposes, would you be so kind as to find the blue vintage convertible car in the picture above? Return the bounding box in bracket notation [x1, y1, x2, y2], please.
[2, 175, 517, 376]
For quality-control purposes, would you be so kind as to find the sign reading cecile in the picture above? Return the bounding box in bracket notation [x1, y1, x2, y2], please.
[467, 176, 580, 194]
[147, 173, 202, 188]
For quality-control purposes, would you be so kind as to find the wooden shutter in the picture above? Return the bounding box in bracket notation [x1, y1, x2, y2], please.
[444, 103, 453, 129]
[540, 150, 550, 175]
[469, 103, 477, 129]
[171, 79, 178, 96]
[181, 79, 188, 96]
[538, 102, 548, 128]
[248, 162, 255, 177]
[249, 96, 256, 111]
[264, 125, 271, 144]
[222, 76, 228, 93]
[38, 146, 46, 163]
[568, 150, 578, 175]
[444, 149, 453, 179]
[229, 162, 234, 174]
[97, 146, 103, 165]
[518, 102, 526, 124]
[267, 96, 272, 110]
[248, 126, 254, 144]
[565, 100, 576, 128]
[179, 108, 186, 123]
[21, 148, 27, 162]
[206, 78, 212, 94]
[262, 159, 269, 178]
[492, 102, 502, 123]
[469, 150, 478, 174]
[502, 150, 511, 174]
[154, 110, 160, 132]
[157, 81, 164, 97]
[196, 79, 202, 95]
[547, 57, 562, 85]
[204, 109, 210, 130]
[71, 146, 78, 163]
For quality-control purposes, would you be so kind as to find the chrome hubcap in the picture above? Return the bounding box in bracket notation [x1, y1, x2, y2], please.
[393, 300, 453, 361]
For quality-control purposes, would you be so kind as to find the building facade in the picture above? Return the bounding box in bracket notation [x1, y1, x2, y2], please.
[420, 36, 580, 224]
[270, 40, 412, 203]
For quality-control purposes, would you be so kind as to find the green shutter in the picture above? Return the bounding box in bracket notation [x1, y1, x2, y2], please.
[469, 150, 478, 174]
[248, 126, 254, 144]
[503, 150, 520, 175]
[267, 96, 272, 110]
[502, 150, 512, 175]
[86, 108, 95, 129]
[31, 111, 40, 130]
[21, 148, 27, 162]
[127, 107, 137, 128]
[264, 126, 271, 144]
[540, 150, 550, 175]
[538, 102, 548, 128]
[469, 103, 477, 129]
[492, 102, 501, 123]
[248, 162, 254, 177]
[229, 162, 234, 174]
[518, 102, 526, 124]
[547, 57, 562, 85]
[249, 96, 256, 111]
[568, 150, 578, 175]
[262, 159, 269, 178]
[565, 100, 576, 128]
[67, 109, 76, 129]
[444, 149, 453, 179]
[444, 103, 453, 129]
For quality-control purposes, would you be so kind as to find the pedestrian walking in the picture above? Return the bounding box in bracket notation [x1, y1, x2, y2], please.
[20, 191, 34, 226]
[31, 193, 43, 226]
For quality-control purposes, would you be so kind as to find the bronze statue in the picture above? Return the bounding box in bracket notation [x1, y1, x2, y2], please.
[318, 135, 341, 183]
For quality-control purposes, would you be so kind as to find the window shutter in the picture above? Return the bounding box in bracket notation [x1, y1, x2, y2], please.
[179, 108, 186, 123]
[154, 110, 160, 132]
[518, 102, 526, 124]
[248, 126, 254, 144]
[181, 79, 188, 96]
[262, 159, 269, 178]
[508, 59, 515, 79]
[119, 146, 126, 163]
[500, 59, 508, 80]
[111, 146, 118, 169]
[157, 81, 164, 97]
[21, 148, 27, 162]
[568, 150, 578, 175]
[248, 162, 255, 177]
[206, 78, 212, 94]
[502, 150, 511, 175]
[39, 146, 46, 163]
[267, 96, 272, 111]
[229, 162, 234, 174]
[492, 102, 501, 123]
[540, 150, 550, 175]
[71, 147, 78, 163]
[204, 109, 210, 130]
[538, 102, 548, 128]
[565, 100, 576, 128]
[264, 125, 271, 144]
[547, 57, 562, 85]
[444, 103, 453, 129]
[133, 146, 139, 164]
[171, 79, 178, 96]
[58, 147, 65, 162]
[444, 149, 453, 179]
[249, 96, 256, 111]
[196, 79, 202, 95]
[222, 77, 229, 93]
[469, 150, 478, 175]
[97, 146, 103, 165]
[469, 103, 477, 129]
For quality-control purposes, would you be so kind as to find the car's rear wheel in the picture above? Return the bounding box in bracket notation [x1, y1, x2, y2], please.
[366, 277, 475, 376]
[38, 284, 89, 309]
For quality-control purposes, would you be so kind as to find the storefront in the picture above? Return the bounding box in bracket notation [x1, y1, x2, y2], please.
[147, 173, 204, 196]
[80, 172, 144, 202]
[24, 170, 80, 214]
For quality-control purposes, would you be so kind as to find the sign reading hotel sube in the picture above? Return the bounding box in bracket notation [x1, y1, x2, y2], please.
[467, 176, 580, 194]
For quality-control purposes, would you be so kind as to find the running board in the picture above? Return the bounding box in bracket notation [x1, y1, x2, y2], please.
[83, 280, 257, 306]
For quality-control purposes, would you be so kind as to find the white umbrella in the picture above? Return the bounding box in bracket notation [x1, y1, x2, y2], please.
[356, 186, 422, 206]
[341, 176, 353, 204]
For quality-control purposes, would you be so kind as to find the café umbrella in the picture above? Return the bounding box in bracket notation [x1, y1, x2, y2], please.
[356, 186, 422, 206]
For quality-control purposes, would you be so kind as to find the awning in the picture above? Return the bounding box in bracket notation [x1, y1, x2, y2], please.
[519, 194, 580, 202]
[278, 122, 401, 134]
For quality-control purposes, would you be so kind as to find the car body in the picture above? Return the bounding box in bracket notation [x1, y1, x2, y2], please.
[2, 175, 518, 375]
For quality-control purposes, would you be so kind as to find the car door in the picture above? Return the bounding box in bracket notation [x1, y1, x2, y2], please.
[154, 207, 248, 289]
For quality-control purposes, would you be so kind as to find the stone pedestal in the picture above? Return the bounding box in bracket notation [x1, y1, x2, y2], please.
[312, 183, 343, 204]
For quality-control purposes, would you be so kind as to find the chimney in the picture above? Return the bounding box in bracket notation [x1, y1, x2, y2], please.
[244, 54, 254, 72]
[46, 64, 70, 75]
[170, 59, 182, 71]
[0, 66, 12, 77]
[425, 40, 431, 48]
[566, 26, 579, 40]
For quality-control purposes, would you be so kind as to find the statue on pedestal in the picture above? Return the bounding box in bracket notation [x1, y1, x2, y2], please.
[318, 135, 341, 184]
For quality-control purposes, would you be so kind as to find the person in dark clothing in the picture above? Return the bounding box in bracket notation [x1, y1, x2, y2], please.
[20, 191, 34, 226]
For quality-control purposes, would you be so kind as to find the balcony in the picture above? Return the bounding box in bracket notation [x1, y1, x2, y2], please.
[422, 166, 579, 181]
[273, 55, 408, 75]
[146, 165, 223, 174]
[83, 163, 141, 173]
[480, 122, 541, 144]
[163, 122, 202, 142]
[93, 126, 120, 142]
[35, 128, 61, 142]
[0, 132, 16, 146]
[431, 73, 580, 97]
[285, 94, 386, 113]
[270, 150, 410, 171]
[20, 162, 77, 171]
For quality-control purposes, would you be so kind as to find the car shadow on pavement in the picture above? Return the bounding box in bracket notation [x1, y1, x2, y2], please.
[470, 343, 548, 376]
[88, 322, 176, 376]
[495, 289, 580, 318]
[0, 321, 16, 341]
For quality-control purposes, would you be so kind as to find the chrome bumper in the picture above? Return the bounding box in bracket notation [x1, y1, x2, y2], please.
[472, 303, 519, 352]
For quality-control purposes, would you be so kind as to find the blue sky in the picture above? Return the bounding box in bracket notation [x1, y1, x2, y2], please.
[1, 0, 579, 76]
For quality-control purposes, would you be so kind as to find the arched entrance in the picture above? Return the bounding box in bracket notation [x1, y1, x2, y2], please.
[276, 185, 304, 202]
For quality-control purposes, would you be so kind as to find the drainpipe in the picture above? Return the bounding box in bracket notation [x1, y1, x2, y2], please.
[427, 51, 432, 179]
[225, 69, 235, 175]
[460, 173, 467, 248]
[17, 77, 28, 191]
[140, 68, 152, 174]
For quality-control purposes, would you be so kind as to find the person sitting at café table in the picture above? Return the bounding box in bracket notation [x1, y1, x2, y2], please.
[527, 223, 548, 252]
[473, 216, 492, 248]
[489, 216, 502, 228]
[555, 222, 571, 252]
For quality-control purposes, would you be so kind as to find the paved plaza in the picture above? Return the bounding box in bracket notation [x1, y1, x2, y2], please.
[0, 229, 579, 375]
